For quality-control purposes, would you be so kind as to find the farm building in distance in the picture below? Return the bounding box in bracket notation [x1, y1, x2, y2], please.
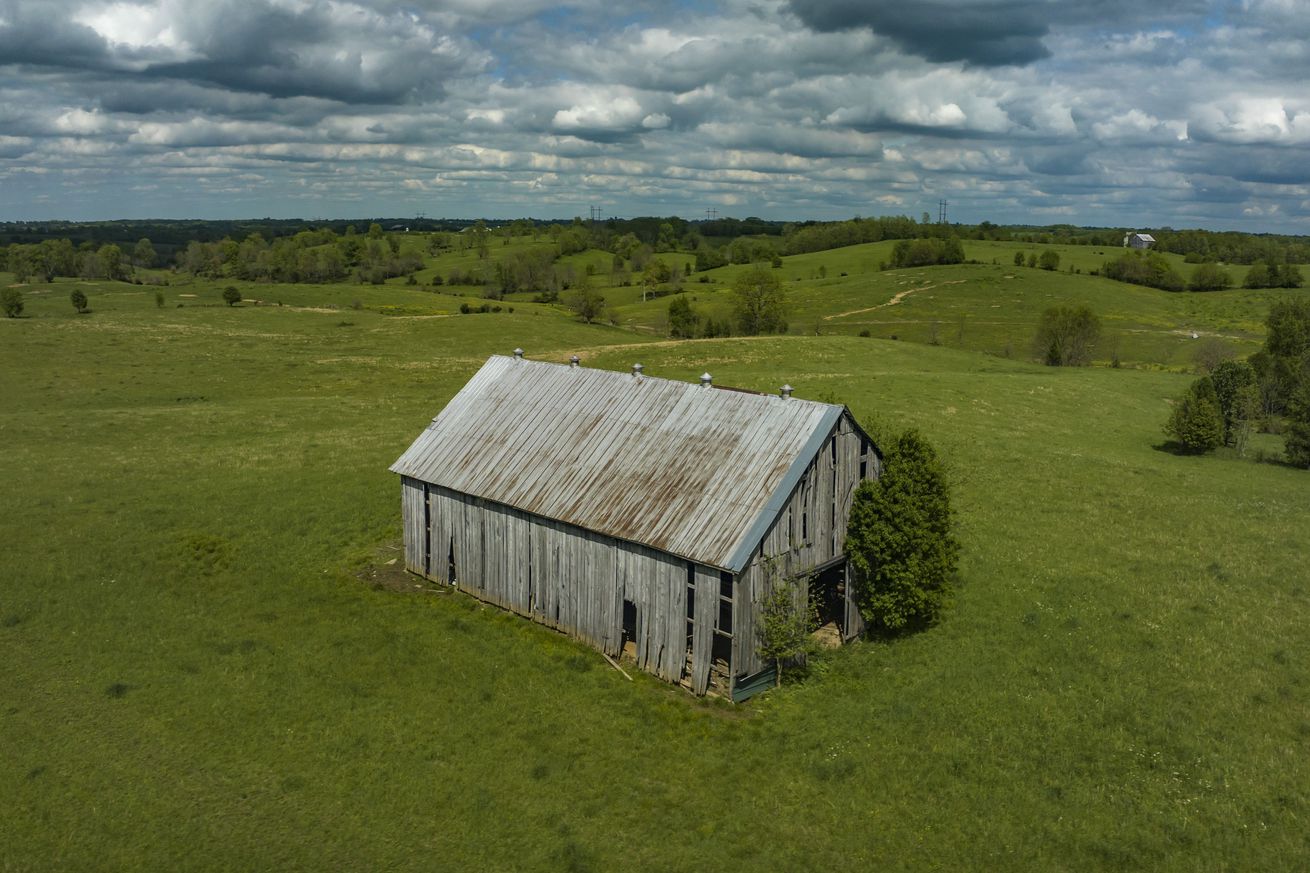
[1124, 232, 1156, 249]
[390, 352, 881, 700]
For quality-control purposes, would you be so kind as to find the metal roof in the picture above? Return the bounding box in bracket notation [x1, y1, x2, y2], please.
[390, 355, 845, 572]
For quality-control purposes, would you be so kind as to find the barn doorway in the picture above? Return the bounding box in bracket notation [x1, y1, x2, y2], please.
[810, 559, 848, 640]
[622, 599, 638, 660]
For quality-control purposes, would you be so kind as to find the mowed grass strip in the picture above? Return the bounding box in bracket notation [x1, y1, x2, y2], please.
[2, 275, 1308, 870]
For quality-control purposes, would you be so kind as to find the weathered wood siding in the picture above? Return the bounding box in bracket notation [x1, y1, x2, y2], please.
[403, 484, 721, 691]
[733, 417, 878, 677]
[401, 411, 878, 698]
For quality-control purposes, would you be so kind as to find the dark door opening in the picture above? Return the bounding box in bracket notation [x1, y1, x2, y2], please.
[811, 560, 847, 631]
[622, 599, 638, 659]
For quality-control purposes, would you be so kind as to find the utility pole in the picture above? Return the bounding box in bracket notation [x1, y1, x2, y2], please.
[938, 199, 948, 224]
[705, 208, 719, 221]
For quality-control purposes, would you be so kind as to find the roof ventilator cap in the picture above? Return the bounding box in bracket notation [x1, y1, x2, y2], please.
[700, 372, 712, 387]
[513, 348, 524, 359]
[570, 355, 580, 367]
[780, 384, 793, 399]
[632, 363, 644, 377]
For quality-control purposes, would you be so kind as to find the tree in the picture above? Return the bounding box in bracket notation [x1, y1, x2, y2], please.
[757, 574, 818, 687]
[667, 295, 699, 338]
[1285, 381, 1310, 468]
[1033, 306, 1101, 366]
[1188, 262, 1231, 291]
[1, 287, 22, 318]
[1243, 262, 1272, 289]
[1209, 360, 1257, 446]
[222, 286, 242, 307]
[847, 429, 958, 633]
[154, 290, 165, 309]
[70, 289, 88, 314]
[641, 257, 671, 301]
[133, 238, 156, 270]
[1013, 251, 1024, 267]
[1191, 337, 1232, 373]
[732, 264, 787, 335]
[1164, 376, 1224, 453]
[565, 279, 605, 323]
[1039, 250, 1060, 271]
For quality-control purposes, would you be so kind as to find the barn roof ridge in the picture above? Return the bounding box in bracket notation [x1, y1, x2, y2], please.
[390, 354, 855, 572]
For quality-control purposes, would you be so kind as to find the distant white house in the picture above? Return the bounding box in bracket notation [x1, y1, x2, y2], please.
[1124, 232, 1156, 249]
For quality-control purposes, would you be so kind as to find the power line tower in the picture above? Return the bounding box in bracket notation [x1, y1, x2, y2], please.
[705, 208, 719, 221]
[938, 199, 948, 224]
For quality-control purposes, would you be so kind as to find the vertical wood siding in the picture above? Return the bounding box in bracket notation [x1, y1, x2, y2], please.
[407, 485, 700, 687]
[399, 411, 879, 697]
[732, 417, 877, 678]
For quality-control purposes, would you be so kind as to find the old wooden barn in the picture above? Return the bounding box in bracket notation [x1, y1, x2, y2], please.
[390, 352, 881, 700]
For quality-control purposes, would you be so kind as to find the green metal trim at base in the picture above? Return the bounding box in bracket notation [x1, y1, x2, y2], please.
[731, 666, 777, 703]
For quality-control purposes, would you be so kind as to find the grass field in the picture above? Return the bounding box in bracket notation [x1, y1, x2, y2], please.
[3, 249, 1309, 870]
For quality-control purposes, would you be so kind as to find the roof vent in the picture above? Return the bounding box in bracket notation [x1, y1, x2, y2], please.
[632, 363, 644, 377]
[570, 355, 580, 367]
[513, 348, 524, 359]
[700, 372, 712, 387]
[780, 384, 793, 399]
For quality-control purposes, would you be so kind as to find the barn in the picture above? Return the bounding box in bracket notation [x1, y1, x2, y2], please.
[389, 351, 881, 700]
[1124, 232, 1156, 249]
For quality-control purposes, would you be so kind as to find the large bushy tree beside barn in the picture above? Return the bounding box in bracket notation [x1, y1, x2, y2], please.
[846, 429, 958, 633]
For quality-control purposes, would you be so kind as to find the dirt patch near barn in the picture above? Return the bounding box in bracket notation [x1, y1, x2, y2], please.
[353, 540, 448, 595]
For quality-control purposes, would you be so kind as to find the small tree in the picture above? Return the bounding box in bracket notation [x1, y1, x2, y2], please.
[222, 286, 242, 307]
[847, 429, 958, 633]
[1033, 306, 1101, 366]
[1013, 251, 1024, 267]
[1164, 376, 1224, 453]
[1209, 360, 1257, 445]
[154, 290, 165, 309]
[1, 287, 23, 318]
[732, 264, 787, 335]
[667, 295, 699, 338]
[565, 280, 606, 324]
[1285, 381, 1310, 468]
[70, 289, 88, 314]
[757, 573, 818, 687]
[1188, 262, 1232, 292]
[1038, 250, 1060, 271]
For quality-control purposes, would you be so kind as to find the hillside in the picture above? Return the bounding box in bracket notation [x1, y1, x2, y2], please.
[2, 244, 1308, 870]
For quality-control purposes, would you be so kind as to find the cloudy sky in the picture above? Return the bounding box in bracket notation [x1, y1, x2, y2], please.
[1, 0, 1307, 230]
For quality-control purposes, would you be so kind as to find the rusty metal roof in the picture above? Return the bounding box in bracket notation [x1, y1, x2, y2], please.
[390, 355, 844, 572]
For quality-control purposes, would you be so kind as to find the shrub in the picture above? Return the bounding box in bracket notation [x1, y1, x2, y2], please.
[667, 295, 699, 338]
[757, 571, 818, 687]
[1, 287, 22, 318]
[1210, 360, 1258, 445]
[1039, 250, 1060, 271]
[222, 286, 242, 306]
[1033, 306, 1101, 366]
[1188, 262, 1232, 292]
[459, 302, 472, 314]
[154, 290, 165, 309]
[847, 429, 958, 633]
[1285, 382, 1310, 468]
[70, 289, 88, 313]
[1165, 376, 1225, 453]
[1013, 251, 1024, 267]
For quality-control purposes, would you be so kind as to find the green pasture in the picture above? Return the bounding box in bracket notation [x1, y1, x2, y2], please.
[3, 257, 1309, 870]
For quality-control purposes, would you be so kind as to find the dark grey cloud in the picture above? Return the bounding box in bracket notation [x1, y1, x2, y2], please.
[0, 0, 1307, 230]
[787, 0, 1052, 66]
[787, 0, 1212, 67]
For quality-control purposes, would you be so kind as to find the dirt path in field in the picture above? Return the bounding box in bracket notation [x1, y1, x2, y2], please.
[823, 279, 966, 320]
